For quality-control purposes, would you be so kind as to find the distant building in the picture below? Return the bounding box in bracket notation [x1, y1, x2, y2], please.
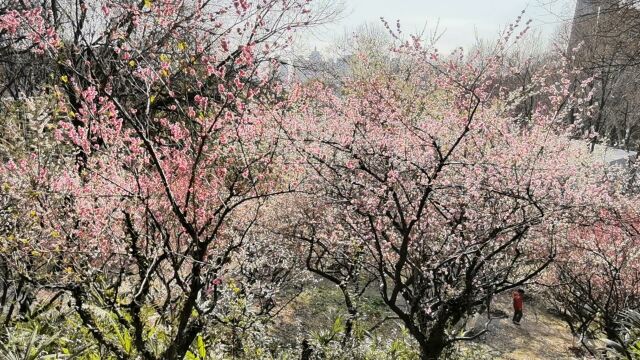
[566, 0, 640, 151]
[568, 0, 640, 62]
[290, 48, 353, 83]
[308, 47, 323, 65]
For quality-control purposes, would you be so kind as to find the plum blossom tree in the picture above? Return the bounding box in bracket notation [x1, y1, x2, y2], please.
[548, 206, 640, 357]
[0, 96, 61, 323]
[279, 194, 377, 347]
[283, 20, 622, 359]
[3, 1, 640, 358]
[0, 0, 338, 358]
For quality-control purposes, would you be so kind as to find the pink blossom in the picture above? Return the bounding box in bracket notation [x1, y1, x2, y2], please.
[194, 95, 208, 109]
[0, 11, 21, 34]
[82, 87, 98, 103]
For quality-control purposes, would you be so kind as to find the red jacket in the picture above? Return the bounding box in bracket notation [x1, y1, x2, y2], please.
[513, 292, 524, 311]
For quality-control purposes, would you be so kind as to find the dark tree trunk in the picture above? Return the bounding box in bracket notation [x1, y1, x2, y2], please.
[403, 313, 449, 360]
[419, 326, 448, 360]
[300, 339, 313, 360]
[340, 285, 358, 345]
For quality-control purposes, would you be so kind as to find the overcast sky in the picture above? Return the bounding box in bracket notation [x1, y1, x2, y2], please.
[302, 0, 575, 54]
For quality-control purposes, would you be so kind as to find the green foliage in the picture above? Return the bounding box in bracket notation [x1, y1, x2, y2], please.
[385, 329, 420, 360]
[606, 310, 640, 359]
[0, 315, 96, 360]
[309, 314, 346, 347]
[0, 325, 63, 360]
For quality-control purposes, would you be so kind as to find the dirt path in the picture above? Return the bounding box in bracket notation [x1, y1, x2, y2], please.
[466, 294, 588, 359]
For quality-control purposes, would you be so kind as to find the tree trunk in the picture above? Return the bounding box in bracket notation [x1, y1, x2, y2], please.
[300, 339, 313, 360]
[419, 332, 448, 360]
[410, 316, 449, 360]
[340, 285, 357, 346]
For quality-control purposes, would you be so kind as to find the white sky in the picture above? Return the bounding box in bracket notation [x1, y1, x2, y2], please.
[302, 0, 575, 54]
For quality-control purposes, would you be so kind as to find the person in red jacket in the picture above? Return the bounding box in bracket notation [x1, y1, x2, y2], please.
[512, 289, 525, 325]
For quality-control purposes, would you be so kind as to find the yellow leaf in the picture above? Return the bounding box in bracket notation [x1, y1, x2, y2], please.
[128, 60, 136, 67]
[60, 75, 68, 83]
[231, 283, 241, 295]
[159, 54, 169, 62]
[150, 95, 156, 104]
[177, 41, 187, 51]
[144, 0, 152, 9]
[197, 335, 206, 359]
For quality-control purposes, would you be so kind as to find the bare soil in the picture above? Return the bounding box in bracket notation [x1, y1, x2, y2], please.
[465, 293, 593, 359]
